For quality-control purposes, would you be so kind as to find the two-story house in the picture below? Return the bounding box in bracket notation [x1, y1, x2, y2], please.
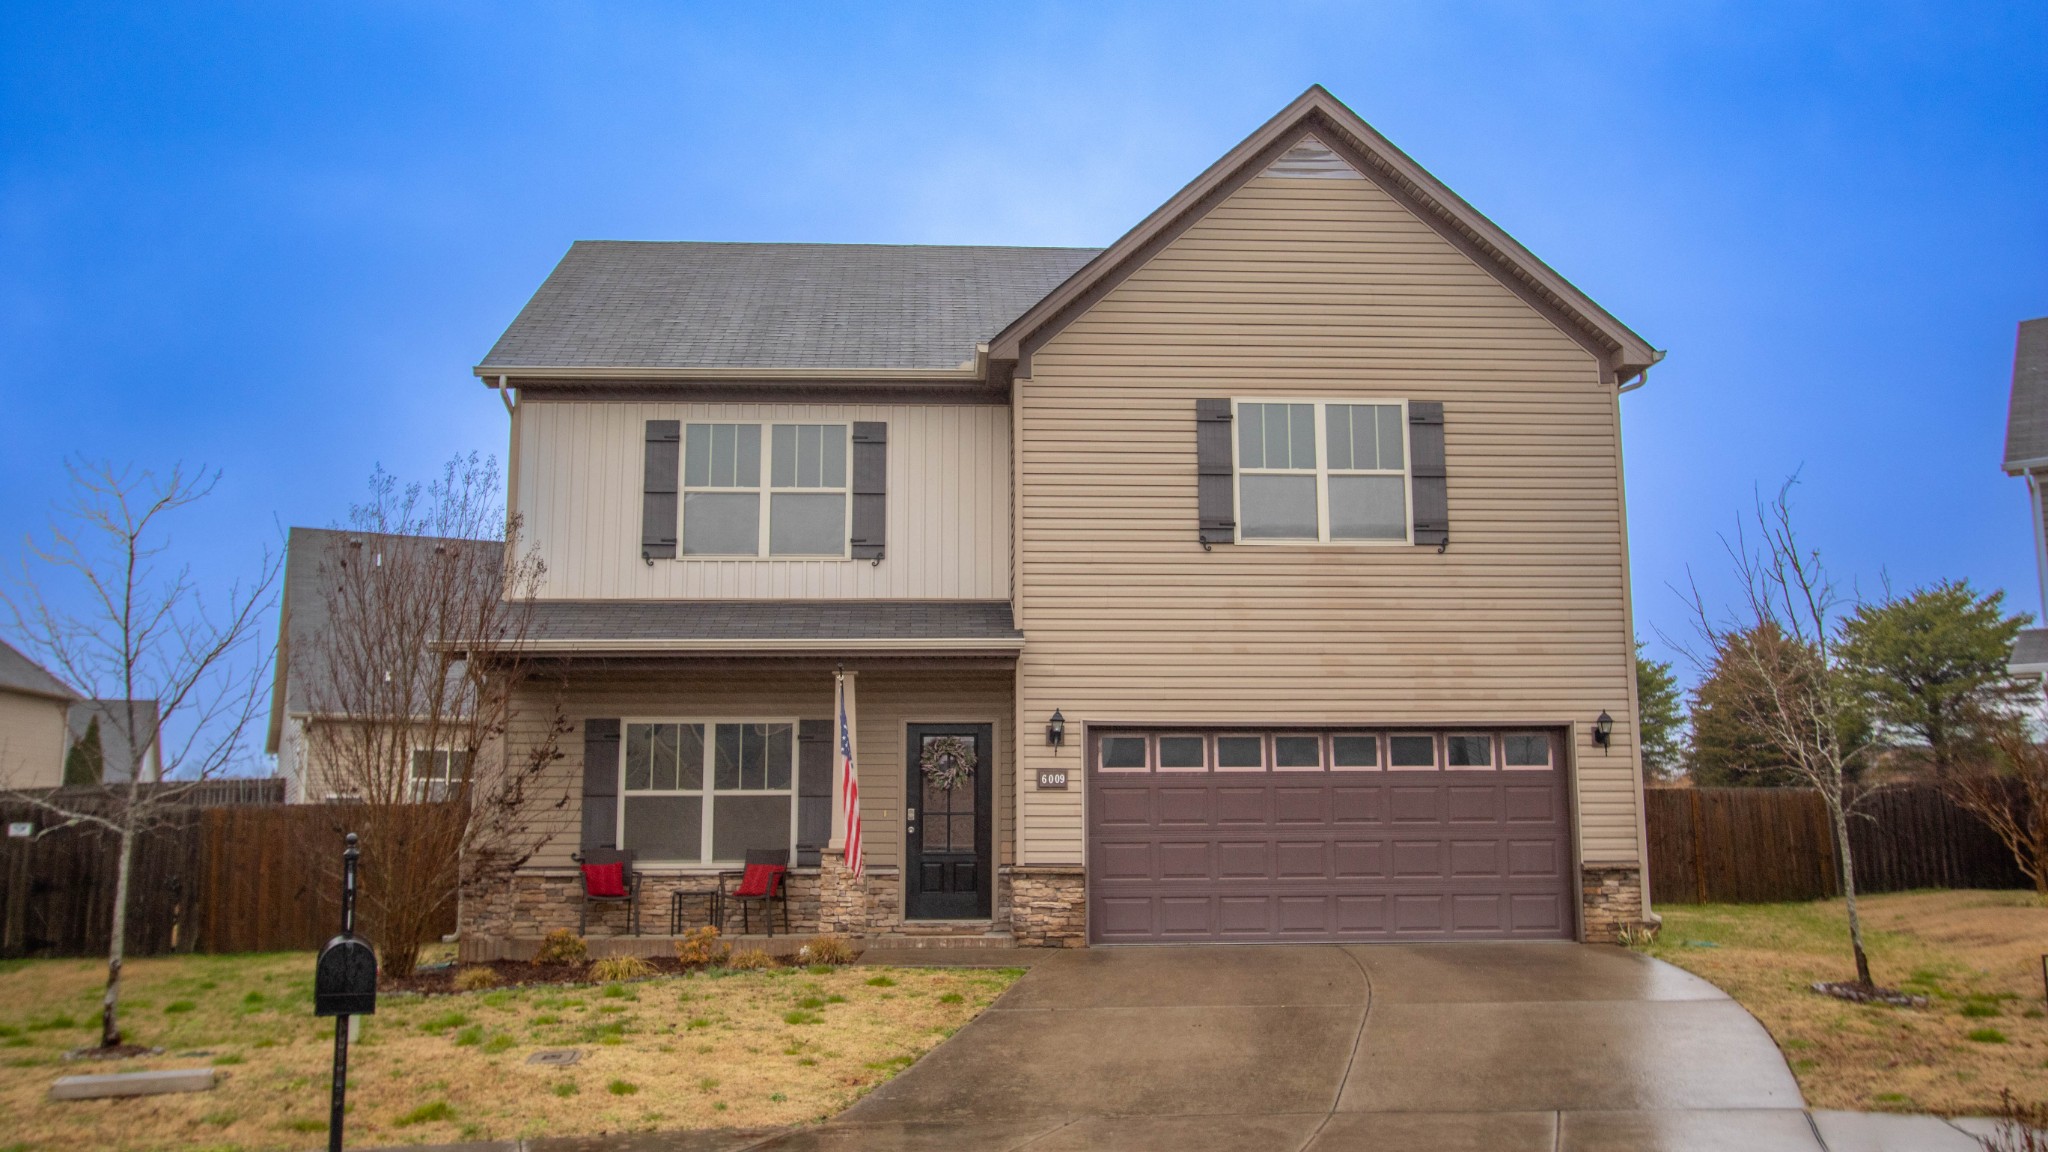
[462, 87, 1662, 953]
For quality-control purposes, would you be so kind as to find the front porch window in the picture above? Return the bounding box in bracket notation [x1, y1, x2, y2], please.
[621, 720, 795, 865]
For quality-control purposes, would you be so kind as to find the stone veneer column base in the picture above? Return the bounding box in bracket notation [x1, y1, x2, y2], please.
[1009, 866, 1087, 947]
[1580, 865, 1647, 943]
[816, 850, 902, 936]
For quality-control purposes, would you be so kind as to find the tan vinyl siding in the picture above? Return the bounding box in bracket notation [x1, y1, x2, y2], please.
[511, 665, 1014, 878]
[1015, 173, 1642, 868]
[0, 690, 69, 789]
[516, 401, 1010, 600]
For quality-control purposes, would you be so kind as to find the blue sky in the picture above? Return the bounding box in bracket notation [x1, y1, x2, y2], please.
[2, 3, 2044, 763]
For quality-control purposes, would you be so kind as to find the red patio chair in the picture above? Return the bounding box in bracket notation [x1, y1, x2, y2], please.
[573, 847, 642, 936]
[719, 849, 790, 937]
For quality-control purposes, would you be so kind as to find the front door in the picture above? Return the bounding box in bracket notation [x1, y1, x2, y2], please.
[905, 723, 993, 920]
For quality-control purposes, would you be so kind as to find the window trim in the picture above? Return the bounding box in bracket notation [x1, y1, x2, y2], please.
[1231, 398, 1414, 546]
[1153, 732, 1210, 773]
[1443, 731, 1497, 771]
[677, 422, 854, 560]
[1212, 732, 1269, 772]
[407, 748, 471, 803]
[616, 717, 800, 868]
[1386, 731, 1441, 770]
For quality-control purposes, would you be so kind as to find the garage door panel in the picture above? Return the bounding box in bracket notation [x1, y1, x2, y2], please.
[1390, 838, 1445, 877]
[1086, 729, 1571, 944]
[1275, 840, 1329, 878]
[1097, 841, 1154, 880]
[1332, 786, 1384, 824]
[1446, 786, 1500, 822]
[1333, 839, 1386, 878]
[1216, 840, 1270, 877]
[1449, 838, 1501, 877]
[1275, 787, 1328, 825]
[1156, 840, 1212, 879]
[1389, 787, 1442, 823]
[1157, 788, 1211, 825]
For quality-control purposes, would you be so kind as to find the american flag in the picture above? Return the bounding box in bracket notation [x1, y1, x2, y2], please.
[839, 677, 862, 878]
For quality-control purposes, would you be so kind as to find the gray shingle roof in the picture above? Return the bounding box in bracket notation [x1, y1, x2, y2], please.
[0, 638, 75, 701]
[2003, 317, 2048, 470]
[521, 600, 1021, 649]
[267, 527, 503, 751]
[2010, 627, 2048, 671]
[478, 242, 1099, 373]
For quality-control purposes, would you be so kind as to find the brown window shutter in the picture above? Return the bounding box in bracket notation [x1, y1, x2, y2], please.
[581, 718, 621, 855]
[1409, 401, 1448, 549]
[795, 719, 833, 867]
[850, 421, 887, 561]
[1196, 399, 1235, 546]
[641, 420, 680, 560]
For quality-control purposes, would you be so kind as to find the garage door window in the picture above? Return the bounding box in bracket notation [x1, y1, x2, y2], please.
[1273, 735, 1323, 770]
[1157, 735, 1207, 771]
[1331, 734, 1380, 770]
[1503, 732, 1552, 769]
[1445, 733, 1494, 770]
[1215, 735, 1265, 771]
[1100, 735, 1149, 771]
[1388, 734, 1437, 768]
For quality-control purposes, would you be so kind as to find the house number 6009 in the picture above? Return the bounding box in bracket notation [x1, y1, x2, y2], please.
[1036, 770, 1069, 790]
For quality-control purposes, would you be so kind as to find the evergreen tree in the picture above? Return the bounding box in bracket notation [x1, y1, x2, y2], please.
[1686, 622, 1870, 787]
[1635, 641, 1685, 782]
[63, 715, 104, 786]
[1837, 579, 2031, 775]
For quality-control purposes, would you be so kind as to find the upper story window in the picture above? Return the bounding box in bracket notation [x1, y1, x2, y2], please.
[682, 423, 848, 557]
[1234, 399, 1410, 544]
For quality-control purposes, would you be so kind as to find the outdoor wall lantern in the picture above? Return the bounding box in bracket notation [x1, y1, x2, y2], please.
[1046, 709, 1066, 750]
[1593, 710, 1614, 748]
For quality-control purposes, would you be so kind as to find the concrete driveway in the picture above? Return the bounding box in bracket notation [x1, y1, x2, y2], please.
[764, 942, 1823, 1151]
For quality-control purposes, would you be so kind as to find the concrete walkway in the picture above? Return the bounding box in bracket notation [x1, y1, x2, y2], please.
[381, 943, 2011, 1151]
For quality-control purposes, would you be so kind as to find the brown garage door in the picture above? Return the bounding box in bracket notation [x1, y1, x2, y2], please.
[1087, 729, 1573, 944]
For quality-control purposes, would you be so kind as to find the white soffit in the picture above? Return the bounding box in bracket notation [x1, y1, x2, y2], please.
[1264, 134, 1363, 180]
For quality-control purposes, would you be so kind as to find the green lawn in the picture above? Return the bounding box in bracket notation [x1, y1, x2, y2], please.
[1642, 889, 2048, 1115]
[0, 949, 1018, 1150]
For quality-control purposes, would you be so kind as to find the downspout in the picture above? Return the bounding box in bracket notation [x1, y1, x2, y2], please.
[1617, 349, 1667, 395]
[496, 375, 516, 417]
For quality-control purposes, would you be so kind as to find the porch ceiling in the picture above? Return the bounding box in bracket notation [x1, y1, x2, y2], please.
[491, 599, 1023, 655]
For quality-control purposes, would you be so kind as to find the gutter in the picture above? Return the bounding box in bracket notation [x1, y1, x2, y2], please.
[454, 636, 1025, 656]
[1617, 349, 1668, 395]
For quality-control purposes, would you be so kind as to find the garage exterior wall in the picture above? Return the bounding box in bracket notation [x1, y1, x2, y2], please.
[1013, 172, 1644, 875]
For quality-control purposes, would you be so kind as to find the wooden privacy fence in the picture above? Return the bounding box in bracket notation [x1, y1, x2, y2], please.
[1646, 785, 2033, 905]
[1, 798, 456, 958]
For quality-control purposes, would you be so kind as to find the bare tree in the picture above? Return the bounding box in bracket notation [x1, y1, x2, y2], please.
[1946, 714, 2048, 895]
[1683, 481, 1879, 987]
[300, 455, 567, 977]
[3, 462, 278, 1050]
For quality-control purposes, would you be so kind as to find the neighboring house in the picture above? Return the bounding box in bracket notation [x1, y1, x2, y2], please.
[65, 699, 164, 783]
[462, 86, 1663, 952]
[267, 526, 501, 801]
[2002, 317, 2048, 679]
[0, 639, 78, 789]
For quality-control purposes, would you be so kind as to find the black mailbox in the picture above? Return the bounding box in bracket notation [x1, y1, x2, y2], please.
[314, 933, 378, 1018]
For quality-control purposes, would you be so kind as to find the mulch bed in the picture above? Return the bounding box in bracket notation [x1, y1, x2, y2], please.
[1811, 980, 1930, 1008]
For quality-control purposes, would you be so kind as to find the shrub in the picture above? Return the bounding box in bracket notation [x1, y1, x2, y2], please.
[532, 929, 588, 966]
[795, 935, 858, 966]
[1616, 922, 1660, 950]
[674, 926, 728, 967]
[726, 948, 776, 971]
[453, 966, 500, 992]
[588, 955, 656, 982]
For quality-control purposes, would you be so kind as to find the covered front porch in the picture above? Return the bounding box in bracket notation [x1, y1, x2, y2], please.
[460, 600, 1052, 956]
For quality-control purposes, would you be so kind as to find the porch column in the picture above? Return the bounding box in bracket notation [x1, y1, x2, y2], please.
[829, 669, 859, 850]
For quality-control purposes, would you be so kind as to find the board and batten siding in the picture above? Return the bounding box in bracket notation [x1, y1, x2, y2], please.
[509, 665, 1014, 878]
[516, 401, 1011, 600]
[1014, 172, 1644, 871]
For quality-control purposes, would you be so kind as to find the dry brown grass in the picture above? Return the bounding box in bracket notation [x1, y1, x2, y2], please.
[0, 950, 1018, 1150]
[1645, 889, 2048, 1115]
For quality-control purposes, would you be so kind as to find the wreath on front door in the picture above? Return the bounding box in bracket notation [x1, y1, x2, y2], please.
[919, 736, 977, 792]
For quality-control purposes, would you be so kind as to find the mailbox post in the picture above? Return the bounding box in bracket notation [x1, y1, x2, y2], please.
[314, 833, 376, 1152]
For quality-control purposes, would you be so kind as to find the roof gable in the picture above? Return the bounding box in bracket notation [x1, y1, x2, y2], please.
[0, 638, 76, 702]
[990, 86, 1659, 381]
[2003, 317, 2048, 472]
